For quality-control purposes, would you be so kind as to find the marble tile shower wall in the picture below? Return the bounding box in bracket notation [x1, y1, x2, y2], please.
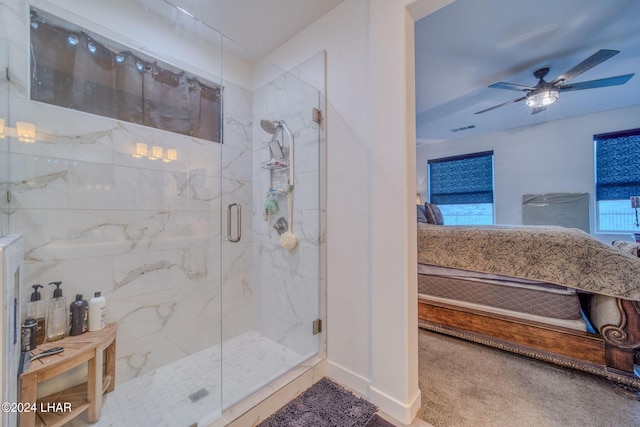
[251, 54, 323, 357]
[2, 3, 255, 384]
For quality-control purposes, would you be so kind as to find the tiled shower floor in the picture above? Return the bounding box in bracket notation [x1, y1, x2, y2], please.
[69, 331, 303, 427]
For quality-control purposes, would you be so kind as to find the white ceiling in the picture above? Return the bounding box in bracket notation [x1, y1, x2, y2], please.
[166, 0, 344, 57]
[162, 0, 639, 145]
[415, 0, 640, 144]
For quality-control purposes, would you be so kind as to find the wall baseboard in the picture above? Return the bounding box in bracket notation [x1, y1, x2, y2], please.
[326, 360, 371, 397]
[327, 360, 422, 425]
[370, 384, 421, 425]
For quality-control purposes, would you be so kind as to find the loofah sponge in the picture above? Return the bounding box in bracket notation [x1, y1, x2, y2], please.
[280, 231, 298, 250]
[264, 196, 279, 214]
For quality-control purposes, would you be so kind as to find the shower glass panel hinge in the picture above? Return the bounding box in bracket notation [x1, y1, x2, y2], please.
[312, 108, 322, 125]
[5, 67, 9, 81]
[6, 190, 11, 203]
[313, 319, 322, 335]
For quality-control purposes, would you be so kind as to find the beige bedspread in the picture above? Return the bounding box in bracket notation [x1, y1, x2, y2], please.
[417, 223, 640, 300]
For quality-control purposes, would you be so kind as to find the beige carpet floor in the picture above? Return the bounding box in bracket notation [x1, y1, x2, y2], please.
[417, 329, 640, 427]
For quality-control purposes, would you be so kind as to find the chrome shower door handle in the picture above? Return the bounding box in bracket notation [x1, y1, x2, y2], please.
[227, 203, 242, 242]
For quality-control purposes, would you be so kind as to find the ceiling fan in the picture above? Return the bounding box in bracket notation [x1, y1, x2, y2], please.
[475, 49, 635, 115]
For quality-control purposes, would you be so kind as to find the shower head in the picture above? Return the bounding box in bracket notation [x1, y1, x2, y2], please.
[260, 119, 281, 135]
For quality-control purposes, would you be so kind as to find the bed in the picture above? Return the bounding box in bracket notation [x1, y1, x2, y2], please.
[416, 218, 640, 388]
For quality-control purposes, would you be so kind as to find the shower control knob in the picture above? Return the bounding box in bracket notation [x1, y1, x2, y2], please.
[273, 217, 288, 235]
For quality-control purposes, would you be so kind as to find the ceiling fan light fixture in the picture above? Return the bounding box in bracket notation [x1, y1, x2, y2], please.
[526, 89, 559, 108]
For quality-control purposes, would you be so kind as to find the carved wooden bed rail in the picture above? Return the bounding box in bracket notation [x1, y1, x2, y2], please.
[418, 295, 640, 388]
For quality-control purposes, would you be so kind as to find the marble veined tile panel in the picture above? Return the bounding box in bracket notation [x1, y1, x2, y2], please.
[221, 144, 253, 182]
[131, 210, 220, 254]
[223, 113, 253, 151]
[6, 38, 28, 99]
[1, 1, 26, 50]
[222, 79, 253, 121]
[220, 240, 253, 340]
[15, 209, 142, 262]
[8, 98, 115, 163]
[128, 168, 192, 213]
[253, 278, 319, 355]
[111, 121, 190, 173]
[22, 255, 114, 304]
[253, 73, 318, 119]
[7, 152, 69, 210]
[66, 161, 137, 211]
[112, 246, 216, 298]
[291, 170, 320, 211]
[113, 281, 222, 382]
[178, 172, 221, 212]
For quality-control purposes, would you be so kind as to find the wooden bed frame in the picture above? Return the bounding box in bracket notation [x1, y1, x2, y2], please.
[418, 295, 640, 389]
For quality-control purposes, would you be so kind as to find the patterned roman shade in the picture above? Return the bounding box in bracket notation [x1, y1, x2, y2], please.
[595, 128, 640, 200]
[428, 151, 494, 205]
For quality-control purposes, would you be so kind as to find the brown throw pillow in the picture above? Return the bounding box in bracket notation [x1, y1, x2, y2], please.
[424, 203, 445, 225]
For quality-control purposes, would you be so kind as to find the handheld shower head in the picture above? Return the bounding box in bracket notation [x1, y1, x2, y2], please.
[260, 119, 281, 135]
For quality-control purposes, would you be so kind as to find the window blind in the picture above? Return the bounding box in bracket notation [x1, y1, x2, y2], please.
[428, 151, 494, 205]
[595, 128, 640, 200]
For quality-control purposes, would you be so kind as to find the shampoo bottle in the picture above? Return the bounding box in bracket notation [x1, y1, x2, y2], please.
[25, 284, 46, 345]
[69, 294, 88, 336]
[46, 281, 68, 342]
[88, 291, 106, 332]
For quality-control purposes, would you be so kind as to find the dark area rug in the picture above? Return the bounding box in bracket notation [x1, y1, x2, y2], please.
[258, 377, 381, 427]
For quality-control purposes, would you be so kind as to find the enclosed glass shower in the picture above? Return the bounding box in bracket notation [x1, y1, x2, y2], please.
[0, 0, 325, 425]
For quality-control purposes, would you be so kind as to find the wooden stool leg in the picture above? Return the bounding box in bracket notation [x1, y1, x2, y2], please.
[19, 374, 38, 427]
[105, 340, 116, 393]
[86, 349, 103, 422]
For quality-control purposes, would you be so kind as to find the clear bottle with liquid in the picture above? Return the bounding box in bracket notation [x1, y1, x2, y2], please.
[46, 281, 68, 342]
[25, 284, 46, 345]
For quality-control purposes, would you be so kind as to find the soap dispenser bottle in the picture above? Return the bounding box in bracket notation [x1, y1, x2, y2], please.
[25, 284, 46, 345]
[46, 281, 68, 342]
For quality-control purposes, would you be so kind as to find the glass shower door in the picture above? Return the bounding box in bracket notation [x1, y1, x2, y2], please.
[0, 29, 8, 236]
[220, 43, 326, 409]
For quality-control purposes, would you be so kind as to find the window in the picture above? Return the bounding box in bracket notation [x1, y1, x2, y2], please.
[595, 128, 640, 233]
[30, 7, 222, 142]
[428, 151, 494, 225]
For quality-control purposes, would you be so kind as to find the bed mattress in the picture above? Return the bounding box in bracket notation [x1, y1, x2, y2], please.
[418, 264, 587, 331]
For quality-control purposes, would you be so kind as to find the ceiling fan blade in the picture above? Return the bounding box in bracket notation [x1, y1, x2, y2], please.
[557, 73, 634, 92]
[550, 49, 620, 85]
[488, 82, 535, 91]
[475, 96, 526, 114]
[531, 106, 546, 115]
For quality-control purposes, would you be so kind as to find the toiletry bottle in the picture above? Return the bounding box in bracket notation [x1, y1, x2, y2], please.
[21, 318, 38, 351]
[88, 291, 106, 331]
[25, 284, 46, 345]
[46, 281, 68, 342]
[69, 294, 88, 336]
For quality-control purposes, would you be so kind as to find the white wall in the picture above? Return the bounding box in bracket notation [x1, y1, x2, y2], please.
[417, 104, 640, 243]
[266, 0, 452, 423]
